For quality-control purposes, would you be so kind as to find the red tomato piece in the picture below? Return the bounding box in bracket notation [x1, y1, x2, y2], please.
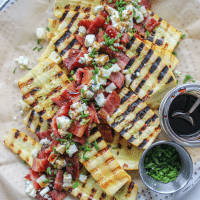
[109, 72, 125, 89]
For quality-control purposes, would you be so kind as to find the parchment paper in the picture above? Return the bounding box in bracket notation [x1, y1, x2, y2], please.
[0, 0, 200, 199]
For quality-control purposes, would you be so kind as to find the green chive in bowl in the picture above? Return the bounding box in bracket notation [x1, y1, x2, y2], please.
[139, 141, 193, 193]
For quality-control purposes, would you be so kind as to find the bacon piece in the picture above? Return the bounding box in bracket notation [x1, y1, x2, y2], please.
[54, 170, 64, 191]
[49, 190, 67, 200]
[37, 147, 51, 159]
[100, 46, 114, 59]
[106, 25, 118, 38]
[68, 120, 88, 138]
[96, 30, 105, 43]
[76, 67, 93, 86]
[90, 103, 100, 124]
[37, 130, 52, 142]
[133, 22, 146, 37]
[140, 0, 151, 10]
[74, 34, 85, 46]
[72, 135, 86, 144]
[109, 72, 125, 89]
[66, 155, 80, 179]
[101, 91, 120, 116]
[99, 9, 109, 19]
[78, 19, 93, 29]
[98, 107, 109, 123]
[32, 158, 49, 172]
[52, 95, 67, 108]
[63, 47, 87, 72]
[87, 14, 106, 35]
[76, 68, 85, 85]
[113, 51, 130, 71]
[24, 173, 31, 181]
[29, 169, 41, 190]
[145, 17, 160, 32]
[36, 193, 49, 200]
[97, 122, 113, 143]
[120, 33, 130, 45]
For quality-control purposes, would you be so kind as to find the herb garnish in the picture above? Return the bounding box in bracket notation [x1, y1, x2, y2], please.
[46, 27, 50, 32]
[180, 34, 186, 39]
[22, 161, 26, 165]
[172, 52, 177, 56]
[144, 144, 181, 184]
[94, 141, 99, 151]
[33, 47, 37, 51]
[37, 39, 41, 44]
[43, 179, 50, 183]
[183, 75, 195, 83]
[81, 111, 89, 118]
[13, 67, 17, 74]
[38, 47, 43, 51]
[57, 123, 61, 129]
[47, 167, 51, 175]
[72, 182, 78, 189]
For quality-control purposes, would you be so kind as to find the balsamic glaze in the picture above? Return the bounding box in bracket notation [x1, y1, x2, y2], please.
[168, 94, 200, 137]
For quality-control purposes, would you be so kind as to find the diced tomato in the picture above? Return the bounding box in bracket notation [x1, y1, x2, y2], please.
[109, 72, 125, 89]
[145, 17, 160, 32]
[96, 30, 105, 43]
[37, 130, 52, 142]
[84, 120, 92, 137]
[120, 33, 130, 45]
[63, 47, 87, 72]
[134, 32, 143, 41]
[68, 120, 88, 138]
[52, 95, 67, 108]
[49, 190, 67, 200]
[66, 155, 80, 179]
[54, 170, 64, 191]
[101, 91, 120, 116]
[100, 46, 114, 59]
[32, 158, 49, 172]
[106, 25, 118, 38]
[78, 19, 93, 29]
[103, 22, 110, 31]
[72, 135, 86, 144]
[74, 34, 85, 46]
[140, 0, 151, 10]
[87, 14, 106, 35]
[113, 51, 130, 71]
[76, 68, 85, 85]
[97, 122, 113, 143]
[29, 169, 41, 190]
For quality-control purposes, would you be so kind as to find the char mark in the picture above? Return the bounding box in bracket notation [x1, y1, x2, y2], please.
[136, 43, 145, 56]
[60, 38, 78, 57]
[60, 10, 69, 22]
[134, 79, 146, 94]
[90, 127, 99, 136]
[54, 30, 71, 48]
[67, 12, 80, 29]
[14, 130, 20, 139]
[138, 139, 148, 149]
[120, 90, 133, 104]
[149, 57, 162, 74]
[35, 125, 41, 134]
[27, 110, 35, 127]
[126, 36, 136, 49]
[124, 56, 135, 70]
[157, 66, 169, 81]
[166, 76, 174, 84]
[155, 37, 164, 46]
[128, 136, 136, 143]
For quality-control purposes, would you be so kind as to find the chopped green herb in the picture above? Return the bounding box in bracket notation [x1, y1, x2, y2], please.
[104, 65, 110, 70]
[72, 182, 78, 189]
[53, 146, 58, 154]
[67, 163, 72, 166]
[46, 27, 50, 32]
[128, 68, 131, 74]
[70, 70, 75, 75]
[47, 167, 51, 175]
[80, 88, 85, 94]
[33, 47, 37, 51]
[110, 45, 115, 51]
[22, 161, 26, 165]
[66, 132, 73, 140]
[94, 141, 99, 151]
[27, 68, 32, 70]
[108, 0, 113, 3]
[136, 15, 140, 20]
[81, 98, 89, 105]
[100, 85, 104, 90]
[146, 30, 150, 37]
[177, 42, 180, 46]
[172, 52, 177, 56]
[37, 39, 41, 44]
[78, 153, 82, 159]
[99, 28, 103, 31]
[38, 47, 43, 51]
[68, 111, 71, 116]
[111, 58, 118, 63]
[180, 34, 186, 39]
[176, 80, 179, 85]
[81, 111, 90, 118]
[183, 75, 195, 83]
[54, 169, 58, 175]
[82, 118, 90, 125]
[43, 179, 50, 183]
[83, 155, 89, 160]
[55, 138, 67, 143]
[70, 119, 74, 123]
[89, 48, 98, 58]
[106, 16, 110, 23]
[57, 123, 61, 129]
[51, 133, 55, 138]
[133, 29, 137, 33]
[112, 147, 117, 149]
[104, 76, 110, 79]
[69, 77, 74, 81]
[137, 5, 142, 9]
[13, 67, 17, 74]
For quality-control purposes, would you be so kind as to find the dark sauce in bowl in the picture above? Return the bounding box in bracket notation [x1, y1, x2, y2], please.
[168, 94, 200, 138]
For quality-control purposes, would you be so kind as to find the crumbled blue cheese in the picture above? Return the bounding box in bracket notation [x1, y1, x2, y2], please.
[79, 57, 86, 64]
[114, 43, 120, 47]
[31, 149, 39, 158]
[174, 70, 182, 77]
[84, 34, 96, 47]
[99, 68, 112, 78]
[88, 47, 92, 53]
[70, 102, 88, 120]
[25, 181, 37, 198]
[48, 51, 62, 64]
[136, 72, 140, 77]
[63, 174, 72, 187]
[110, 63, 121, 73]
[15, 56, 29, 69]
[94, 54, 109, 66]
[94, 5, 104, 15]
[56, 116, 71, 131]
[105, 83, 117, 93]
[125, 74, 132, 87]
[40, 187, 50, 197]
[55, 157, 67, 169]
[79, 26, 86, 35]
[13, 116, 17, 121]
[36, 28, 46, 40]
[95, 93, 106, 107]
[122, 69, 129, 74]
[56, 144, 66, 154]
[68, 144, 78, 157]
[79, 175, 87, 183]
[98, 77, 107, 86]
[40, 138, 51, 146]
[14, 80, 18, 86]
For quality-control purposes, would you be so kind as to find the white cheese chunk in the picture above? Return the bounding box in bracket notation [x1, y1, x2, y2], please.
[84, 34, 96, 47]
[174, 70, 182, 77]
[36, 28, 46, 39]
[40, 187, 50, 197]
[136, 72, 140, 77]
[92, 41, 101, 51]
[99, 68, 112, 78]
[95, 93, 106, 107]
[36, 175, 47, 185]
[56, 144, 66, 154]
[16, 56, 29, 68]
[48, 51, 61, 64]
[68, 144, 78, 157]
[98, 77, 107, 86]
[14, 80, 18, 86]
[79, 175, 87, 183]
[55, 157, 67, 169]
[18, 100, 30, 111]
[105, 83, 117, 93]
[63, 174, 72, 187]
[94, 5, 104, 15]
[122, 69, 129, 74]
[56, 116, 71, 131]
[31, 148, 39, 158]
[79, 56, 86, 64]
[84, 54, 93, 65]
[110, 63, 121, 73]
[125, 74, 132, 87]
[140, 6, 147, 17]
[13, 116, 17, 121]
[40, 138, 51, 146]
[25, 181, 37, 198]
[85, 90, 94, 99]
[136, 11, 144, 23]
[94, 54, 109, 66]
[79, 26, 86, 35]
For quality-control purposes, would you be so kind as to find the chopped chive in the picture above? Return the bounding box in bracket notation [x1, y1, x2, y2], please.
[37, 39, 41, 44]
[53, 146, 58, 154]
[46, 27, 50, 32]
[38, 47, 43, 51]
[172, 52, 177, 56]
[180, 34, 186, 39]
[13, 67, 17, 74]
[100, 85, 103, 90]
[94, 141, 99, 151]
[47, 167, 51, 175]
[22, 161, 26, 165]
[106, 16, 110, 23]
[146, 30, 150, 37]
[43, 179, 50, 183]
[54, 169, 58, 175]
[33, 47, 37, 51]
[83, 155, 89, 160]
[27, 68, 32, 70]
[82, 118, 90, 125]
[108, 0, 112, 3]
[70, 70, 75, 75]
[69, 77, 74, 81]
[78, 153, 82, 159]
[183, 75, 195, 83]
[72, 182, 78, 189]
[57, 123, 61, 129]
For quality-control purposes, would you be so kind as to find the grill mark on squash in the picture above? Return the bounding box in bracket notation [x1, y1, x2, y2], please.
[60, 10, 69, 22]
[124, 56, 136, 70]
[126, 36, 137, 49]
[27, 110, 35, 128]
[67, 12, 80, 29]
[54, 30, 71, 48]
[157, 65, 169, 82]
[60, 38, 78, 57]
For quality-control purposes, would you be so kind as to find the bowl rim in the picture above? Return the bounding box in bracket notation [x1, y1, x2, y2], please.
[139, 140, 193, 194]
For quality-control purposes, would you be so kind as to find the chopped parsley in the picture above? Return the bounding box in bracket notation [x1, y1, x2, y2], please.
[112, 147, 117, 149]
[53, 146, 58, 154]
[80, 88, 85, 94]
[47, 167, 51, 175]
[183, 75, 195, 83]
[111, 58, 118, 63]
[67, 163, 72, 166]
[128, 68, 131, 74]
[55, 138, 68, 143]
[108, 0, 112, 3]
[88, 48, 98, 58]
[43, 179, 51, 183]
[78, 153, 82, 159]
[172, 52, 177, 56]
[94, 141, 99, 151]
[33, 47, 37, 51]
[176, 80, 179, 85]
[46, 27, 50, 32]
[72, 182, 79, 189]
[54, 169, 58, 175]
[27, 68, 32, 70]
[83, 155, 89, 160]
[66, 132, 73, 140]
[38, 47, 43, 51]
[13, 67, 17, 74]
[180, 34, 186, 39]
[51, 133, 55, 138]
[37, 39, 41, 44]
[81, 98, 89, 105]
[104, 65, 110, 70]
[100, 85, 104, 90]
